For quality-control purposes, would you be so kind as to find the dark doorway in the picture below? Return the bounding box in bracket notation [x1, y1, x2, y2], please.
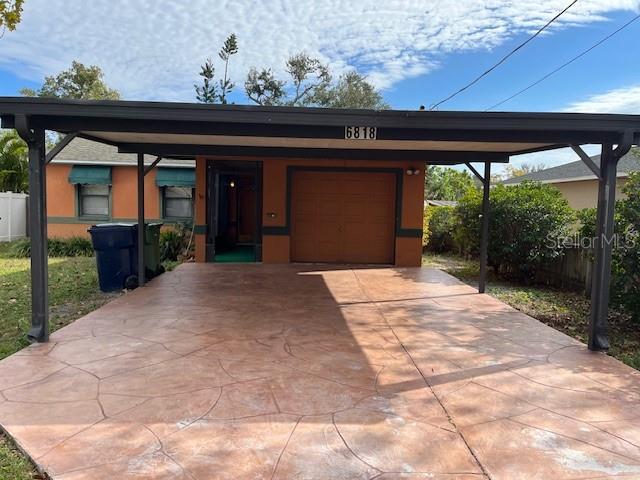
[206, 160, 262, 262]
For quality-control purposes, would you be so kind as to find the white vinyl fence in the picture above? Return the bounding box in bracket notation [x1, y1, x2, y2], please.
[0, 192, 28, 242]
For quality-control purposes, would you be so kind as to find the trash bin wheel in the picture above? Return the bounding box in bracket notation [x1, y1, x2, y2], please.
[124, 275, 139, 290]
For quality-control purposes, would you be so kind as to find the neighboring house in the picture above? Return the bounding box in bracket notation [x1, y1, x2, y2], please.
[502, 151, 640, 210]
[47, 137, 195, 238]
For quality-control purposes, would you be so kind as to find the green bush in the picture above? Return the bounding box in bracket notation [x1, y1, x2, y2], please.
[615, 172, 640, 318]
[426, 206, 458, 253]
[8, 237, 94, 258]
[422, 206, 432, 248]
[575, 174, 640, 321]
[456, 181, 575, 281]
[159, 223, 193, 262]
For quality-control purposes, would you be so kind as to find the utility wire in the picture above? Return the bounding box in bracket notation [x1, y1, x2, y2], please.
[429, 0, 578, 110]
[486, 13, 640, 111]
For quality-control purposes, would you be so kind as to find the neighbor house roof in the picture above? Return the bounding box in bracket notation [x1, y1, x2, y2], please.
[52, 137, 195, 168]
[502, 150, 640, 185]
[425, 200, 458, 207]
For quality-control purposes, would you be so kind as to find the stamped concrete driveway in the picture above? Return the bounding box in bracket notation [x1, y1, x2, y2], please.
[2, 264, 640, 479]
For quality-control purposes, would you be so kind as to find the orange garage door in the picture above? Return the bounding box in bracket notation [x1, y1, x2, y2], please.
[291, 171, 396, 264]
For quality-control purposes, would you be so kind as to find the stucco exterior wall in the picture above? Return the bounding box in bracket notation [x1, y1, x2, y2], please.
[194, 157, 425, 266]
[552, 178, 627, 210]
[46, 164, 164, 238]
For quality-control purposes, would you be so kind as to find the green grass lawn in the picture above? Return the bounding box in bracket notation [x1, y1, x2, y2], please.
[0, 241, 120, 479]
[423, 252, 640, 369]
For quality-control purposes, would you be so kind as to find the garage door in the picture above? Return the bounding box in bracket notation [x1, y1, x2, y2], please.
[291, 171, 396, 264]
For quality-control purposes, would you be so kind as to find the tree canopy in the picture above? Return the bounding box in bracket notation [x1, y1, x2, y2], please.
[195, 35, 387, 109]
[20, 61, 120, 100]
[424, 166, 478, 201]
[0, 129, 28, 192]
[195, 34, 239, 104]
[245, 52, 387, 109]
[503, 162, 546, 180]
[0, 0, 23, 36]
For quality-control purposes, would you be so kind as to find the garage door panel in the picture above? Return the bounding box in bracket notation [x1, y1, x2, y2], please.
[291, 171, 396, 264]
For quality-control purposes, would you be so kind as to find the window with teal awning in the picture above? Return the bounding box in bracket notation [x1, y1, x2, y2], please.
[156, 168, 195, 187]
[68, 165, 112, 185]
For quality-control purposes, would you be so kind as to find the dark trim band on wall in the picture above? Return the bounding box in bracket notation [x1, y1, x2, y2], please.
[262, 226, 289, 236]
[193, 224, 207, 234]
[397, 228, 423, 238]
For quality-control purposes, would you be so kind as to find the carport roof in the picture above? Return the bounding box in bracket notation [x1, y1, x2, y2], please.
[1, 97, 640, 164]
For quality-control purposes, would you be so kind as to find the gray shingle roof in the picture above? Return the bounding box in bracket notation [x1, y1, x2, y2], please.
[503, 150, 640, 185]
[52, 137, 195, 168]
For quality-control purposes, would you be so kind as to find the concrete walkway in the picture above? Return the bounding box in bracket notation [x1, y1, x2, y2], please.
[2, 264, 640, 479]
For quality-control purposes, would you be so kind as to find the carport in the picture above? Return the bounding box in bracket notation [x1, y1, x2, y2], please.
[0, 97, 639, 352]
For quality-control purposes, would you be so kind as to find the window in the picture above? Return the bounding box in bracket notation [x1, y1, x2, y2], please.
[78, 184, 110, 218]
[163, 186, 193, 220]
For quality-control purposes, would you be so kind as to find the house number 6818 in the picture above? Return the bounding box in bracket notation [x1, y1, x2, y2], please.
[345, 126, 377, 140]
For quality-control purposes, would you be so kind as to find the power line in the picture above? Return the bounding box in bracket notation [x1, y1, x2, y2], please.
[486, 13, 640, 111]
[429, 0, 578, 110]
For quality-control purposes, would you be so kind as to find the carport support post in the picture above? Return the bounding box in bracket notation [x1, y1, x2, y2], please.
[478, 161, 491, 294]
[588, 143, 618, 351]
[19, 124, 49, 342]
[137, 153, 145, 287]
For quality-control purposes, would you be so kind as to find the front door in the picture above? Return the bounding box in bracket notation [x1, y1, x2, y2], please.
[206, 160, 262, 262]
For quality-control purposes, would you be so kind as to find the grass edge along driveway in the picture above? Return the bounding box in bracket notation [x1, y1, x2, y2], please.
[0, 244, 120, 479]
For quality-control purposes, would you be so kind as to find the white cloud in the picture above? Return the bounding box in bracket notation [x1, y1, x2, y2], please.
[563, 84, 640, 113]
[0, 0, 638, 101]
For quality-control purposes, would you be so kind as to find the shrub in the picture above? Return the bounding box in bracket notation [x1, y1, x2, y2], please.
[426, 206, 458, 253]
[422, 206, 432, 248]
[455, 181, 575, 281]
[612, 172, 640, 318]
[159, 223, 193, 262]
[8, 237, 94, 258]
[575, 174, 640, 321]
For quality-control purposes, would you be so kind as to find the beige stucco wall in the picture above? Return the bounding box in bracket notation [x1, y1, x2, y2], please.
[553, 178, 627, 210]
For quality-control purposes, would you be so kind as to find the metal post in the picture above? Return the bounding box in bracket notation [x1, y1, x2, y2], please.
[137, 153, 145, 287]
[588, 143, 617, 351]
[479, 161, 491, 294]
[22, 126, 49, 342]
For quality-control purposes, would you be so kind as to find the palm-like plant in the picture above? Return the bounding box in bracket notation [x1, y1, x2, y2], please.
[0, 129, 28, 192]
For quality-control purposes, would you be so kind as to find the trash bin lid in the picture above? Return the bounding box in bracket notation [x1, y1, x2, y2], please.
[89, 223, 136, 230]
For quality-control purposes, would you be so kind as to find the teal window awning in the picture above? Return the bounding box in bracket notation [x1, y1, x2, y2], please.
[68, 165, 112, 185]
[156, 167, 195, 187]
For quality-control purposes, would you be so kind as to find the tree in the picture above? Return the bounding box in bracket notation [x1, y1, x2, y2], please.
[20, 61, 120, 100]
[195, 34, 239, 104]
[503, 162, 546, 179]
[245, 53, 387, 109]
[218, 33, 238, 104]
[0, 0, 23, 37]
[309, 71, 389, 109]
[245, 68, 286, 106]
[0, 129, 28, 192]
[195, 59, 217, 103]
[424, 166, 478, 201]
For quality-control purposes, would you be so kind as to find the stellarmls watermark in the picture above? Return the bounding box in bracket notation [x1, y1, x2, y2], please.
[546, 227, 639, 250]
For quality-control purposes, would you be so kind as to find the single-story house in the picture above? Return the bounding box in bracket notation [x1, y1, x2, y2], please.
[503, 150, 640, 209]
[47, 137, 195, 238]
[47, 134, 426, 267]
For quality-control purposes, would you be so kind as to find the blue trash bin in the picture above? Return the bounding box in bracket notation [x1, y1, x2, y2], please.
[88, 223, 138, 292]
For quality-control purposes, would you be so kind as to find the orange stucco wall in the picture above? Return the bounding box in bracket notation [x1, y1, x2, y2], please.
[194, 157, 425, 266]
[46, 163, 164, 238]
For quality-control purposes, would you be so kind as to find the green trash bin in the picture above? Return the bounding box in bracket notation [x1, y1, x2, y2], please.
[142, 222, 163, 277]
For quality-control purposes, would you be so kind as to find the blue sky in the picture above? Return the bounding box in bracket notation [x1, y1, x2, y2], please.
[1, 0, 639, 172]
